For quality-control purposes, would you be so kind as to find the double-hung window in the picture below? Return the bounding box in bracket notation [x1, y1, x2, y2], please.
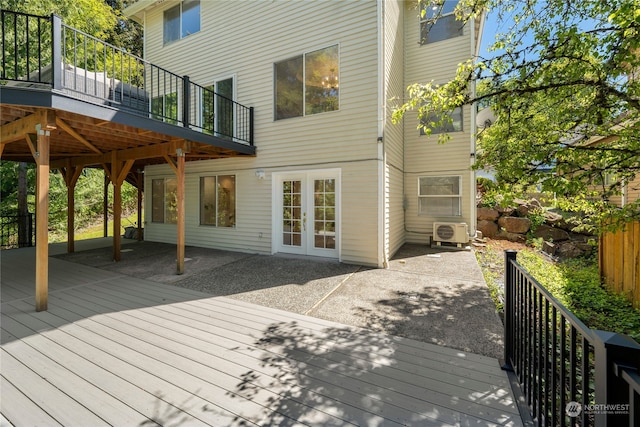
[274, 45, 339, 120]
[419, 1, 463, 45]
[418, 176, 462, 216]
[420, 107, 463, 135]
[151, 178, 178, 223]
[164, 0, 200, 45]
[200, 175, 236, 227]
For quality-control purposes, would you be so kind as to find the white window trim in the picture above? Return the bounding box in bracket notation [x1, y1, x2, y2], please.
[163, 0, 201, 46]
[418, 175, 463, 217]
[419, 1, 463, 45]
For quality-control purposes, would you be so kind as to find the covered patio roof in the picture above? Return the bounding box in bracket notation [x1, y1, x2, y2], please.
[0, 10, 256, 311]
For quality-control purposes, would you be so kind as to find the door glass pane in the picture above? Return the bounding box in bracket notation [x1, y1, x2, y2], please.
[282, 180, 302, 247]
[313, 178, 336, 249]
[217, 78, 234, 139]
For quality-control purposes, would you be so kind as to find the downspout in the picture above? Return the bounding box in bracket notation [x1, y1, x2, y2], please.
[377, 0, 388, 268]
[469, 12, 478, 239]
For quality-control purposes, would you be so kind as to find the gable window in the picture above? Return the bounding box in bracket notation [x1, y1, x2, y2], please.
[152, 178, 177, 223]
[420, 1, 463, 45]
[274, 45, 339, 120]
[200, 175, 236, 227]
[418, 176, 462, 216]
[420, 107, 463, 135]
[164, 0, 200, 45]
[202, 77, 235, 138]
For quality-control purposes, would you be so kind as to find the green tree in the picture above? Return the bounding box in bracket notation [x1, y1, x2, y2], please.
[393, 0, 640, 233]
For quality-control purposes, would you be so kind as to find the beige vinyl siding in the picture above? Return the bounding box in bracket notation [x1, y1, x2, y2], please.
[626, 176, 640, 204]
[383, 0, 406, 258]
[140, 1, 384, 265]
[402, 1, 475, 243]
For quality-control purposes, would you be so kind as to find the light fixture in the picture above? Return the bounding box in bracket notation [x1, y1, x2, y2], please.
[255, 169, 265, 180]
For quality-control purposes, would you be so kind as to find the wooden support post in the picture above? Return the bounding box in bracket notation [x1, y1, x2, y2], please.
[103, 172, 109, 238]
[176, 150, 185, 274]
[108, 154, 134, 261]
[112, 153, 122, 261]
[61, 161, 83, 253]
[33, 129, 50, 312]
[137, 170, 143, 241]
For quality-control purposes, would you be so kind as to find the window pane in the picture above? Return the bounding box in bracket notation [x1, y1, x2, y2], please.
[151, 96, 164, 121]
[202, 85, 215, 135]
[163, 5, 180, 44]
[305, 45, 339, 115]
[165, 178, 178, 224]
[419, 196, 461, 216]
[200, 176, 216, 225]
[217, 175, 236, 227]
[420, 176, 460, 196]
[420, 1, 463, 44]
[421, 107, 463, 135]
[275, 56, 303, 120]
[217, 78, 234, 138]
[152, 179, 164, 223]
[165, 92, 178, 125]
[181, 0, 200, 38]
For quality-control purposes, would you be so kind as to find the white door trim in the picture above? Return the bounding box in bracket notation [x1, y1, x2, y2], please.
[272, 168, 341, 259]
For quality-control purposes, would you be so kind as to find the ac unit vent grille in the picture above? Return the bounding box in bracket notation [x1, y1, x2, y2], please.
[432, 222, 469, 244]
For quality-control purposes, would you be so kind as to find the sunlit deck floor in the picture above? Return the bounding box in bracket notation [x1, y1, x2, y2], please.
[1, 246, 524, 426]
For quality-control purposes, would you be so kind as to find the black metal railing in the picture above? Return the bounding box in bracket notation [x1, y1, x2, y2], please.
[503, 250, 640, 427]
[1, 214, 34, 249]
[1, 10, 253, 145]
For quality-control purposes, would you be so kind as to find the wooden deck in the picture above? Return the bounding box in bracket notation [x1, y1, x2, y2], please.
[1, 247, 524, 426]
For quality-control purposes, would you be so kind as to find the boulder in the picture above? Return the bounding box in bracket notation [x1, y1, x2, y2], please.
[517, 204, 532, 217]
[542, 241, 556, 256]
[477, 220, 499, 238]
[529, 198, 542, 209]
[477, 207, 500, 221]
[497, 230, 527, 243]
[498, 216, 531, 234]
[543, 210, 564, 225]
[534, 224, 571, 242]
[496, 206, 515, 215]
[556, 241, 588, 258]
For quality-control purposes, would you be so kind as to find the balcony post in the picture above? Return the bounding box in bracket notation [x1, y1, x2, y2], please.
[502, 250, 517, 371]
[51, 14, 62, 90]
[182, 75, 190, 127]
[249, 106, 254, 145]
[592, 330, 640, 427]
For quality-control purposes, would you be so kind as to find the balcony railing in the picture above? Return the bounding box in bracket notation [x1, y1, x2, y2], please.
[0, 10, 253, 145]
[503, 250, 640, 427]
[1, 214, 34, 249]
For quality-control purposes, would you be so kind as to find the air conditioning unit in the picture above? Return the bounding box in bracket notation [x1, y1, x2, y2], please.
[433, 222, 469, 246]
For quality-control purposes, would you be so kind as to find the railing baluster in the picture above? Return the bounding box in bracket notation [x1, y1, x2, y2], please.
[551, 305, 558, 427]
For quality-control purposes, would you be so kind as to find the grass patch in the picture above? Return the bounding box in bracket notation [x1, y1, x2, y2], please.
[50, 211, 140, 243]
[477, 242, 640, 342]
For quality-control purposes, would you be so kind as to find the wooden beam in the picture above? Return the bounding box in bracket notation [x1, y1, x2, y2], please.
[24, 134, 37, 159]
[55, 117, 102, 154]
[51, 140, 192, 169]
[163, 154, 178, 175]
[35, 128, 50, 312]
[116, 159, 135, 186]
[176, 150, 185, 275]
[1, 110, 56, 144]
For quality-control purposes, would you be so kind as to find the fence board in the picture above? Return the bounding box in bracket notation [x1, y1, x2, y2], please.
[599, 220, 640, 308]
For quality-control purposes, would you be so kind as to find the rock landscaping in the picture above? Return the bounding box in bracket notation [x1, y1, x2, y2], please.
[477, 198, 596, 259]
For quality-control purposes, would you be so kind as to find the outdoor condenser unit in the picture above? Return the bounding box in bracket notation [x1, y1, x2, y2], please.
[433, 222, 469, 246]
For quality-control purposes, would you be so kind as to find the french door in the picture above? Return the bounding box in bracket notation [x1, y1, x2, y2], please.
[275, 171, 339, 258]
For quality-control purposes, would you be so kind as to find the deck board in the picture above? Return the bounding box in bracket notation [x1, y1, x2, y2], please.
[1, 247, 523, 426]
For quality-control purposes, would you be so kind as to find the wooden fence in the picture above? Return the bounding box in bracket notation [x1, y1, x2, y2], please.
[599, 220, 640, 308]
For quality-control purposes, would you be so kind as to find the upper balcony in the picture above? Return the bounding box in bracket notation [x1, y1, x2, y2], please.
[1, 10, 255, 168]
